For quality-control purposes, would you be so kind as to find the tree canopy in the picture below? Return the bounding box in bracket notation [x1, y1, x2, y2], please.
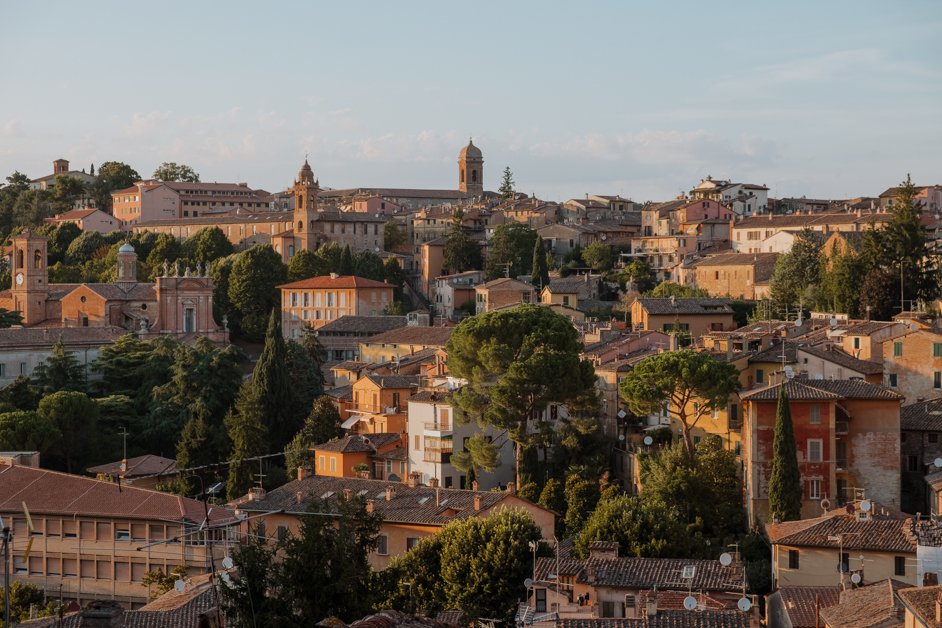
[485, 222, 537, 280]
[152, 162, 200, 182]
[768, 384, 802, 522]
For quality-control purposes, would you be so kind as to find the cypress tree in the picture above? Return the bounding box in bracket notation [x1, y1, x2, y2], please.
[768, 384, 802, 522]
[339, 245, 354, 276]
[531, 236, 549, 289]
[226, 384, 268, 500]
[252, 309, 298, 452]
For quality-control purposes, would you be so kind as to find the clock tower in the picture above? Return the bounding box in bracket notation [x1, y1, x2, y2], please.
[293, 158, 320, 253]
[10, 231, 49, 326]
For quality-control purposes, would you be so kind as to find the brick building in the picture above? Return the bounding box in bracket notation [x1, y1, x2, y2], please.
[900, 398, 942, 514]
[630, 297, 735, 337]
[882, 329, 942, 402]
[474, 278, 535, 314]
[741, 379, 903, 524]
[311, 433, 406, 481]
[691, 252, 778, 300]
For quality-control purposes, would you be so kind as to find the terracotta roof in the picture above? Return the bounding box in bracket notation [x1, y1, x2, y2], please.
[324, 384, 353, 401]
[901, 398, 942, 431]
[363, 325, 454, 347]
[766, 506, 918, 553]
[314, 433, 401, 454]
[558, 611, 751, 627]
[50, 208, 100, 221]
[237, 476, 546, 527]
[348, 609, 461, 628]
[316, 315, 408, 335]
[279, 275, 392, 290]
[0, 464, 234, 524]
[0, 326, 127, 349]
[408, 390, 454, 404]
[844, 321, 898, 337]
[896, 585, 942, 627]
[818, 578, 907, 627]
[534, 556, 743, 592]
[81, 282, 157, 301]
[796, 344, 884, 375]
[478, 277, 535, 292]
[692, 252, 779, 283]
[772, 586, 841, 628]
[747, 341, 798, 364]
[635, 298, 733, 315]
[740, 378, 901, 401]
[87, 454, 177, 478]
[362, 373, 420, 389]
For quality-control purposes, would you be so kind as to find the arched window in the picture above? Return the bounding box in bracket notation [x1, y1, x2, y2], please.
[471, 170, 478, 183]
[16, 249, 24, 269]
[297, 220, 303, 232]
[460, 169, 465, 183]
[34, 250, 43, 269]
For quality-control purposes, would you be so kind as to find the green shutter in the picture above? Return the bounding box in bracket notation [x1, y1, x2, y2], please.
[894, 342, 903, 357]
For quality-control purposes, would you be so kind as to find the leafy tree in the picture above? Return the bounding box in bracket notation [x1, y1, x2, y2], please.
[379, 535, 445, 615]
[0, 410, 61, 452]
[352, 249, 385, 280]
[450, 432, 501, 484]
[225, 384, 269, 500]
[383, 257, 406, 303]
[210, 255, 239, 335]
[0, 308, 23, 328]
[648, 282, 709, 298]
[52, 175, 86, 210]
[287, 248, 325, 281]
[277, 495, 382, 622]
[38, 391, 99, 472]
[248, 310, 301, 452]
[227, 245, 287, 341]
[219, 524, 289, 627]
[619, 350, 739, 455]
[859, 267, 899, 320]
[11, 189, 54, 226]
[285, 339, 324, 424]
[184, 226, 233, 262]
[91, 161, 140, 211]
[531, 236, 549, 289]
[448, 305, 597, 486]
[0, 377, 40, 410]
[32, 337, 86, 393]
[768, 384, 802, 522]
[145, 233, 183, 270]
[574, 492, 693, 559]
[442, 211, 483, 274]
[820, 250, 865, 317]
[174, 415, 215, 496]
[383, 220, 407, 251]
[92, 335, 176, 413]
[284, 396, 342, 473]
[438, 508, 541, 622]
[0, 581, 58, 623]
[537, 477, 565, 516]
[498, 166, 515, 199]
[769, 229, 822, 316]
[141, 564, 190, 600]
[485, 222, 538, 280]
[564, 471, 599, 537]
[582, 241, 614, 272]
[299, 324, 327, 371]
[41, 222, 82, 264]
[882, 175, 939, 306]
[153, 162, 200, 182]
[64, 230, 105, 264]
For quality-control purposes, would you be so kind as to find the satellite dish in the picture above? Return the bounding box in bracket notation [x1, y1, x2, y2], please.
[174, 579, 186, 593]
[719, 552, 733, 567]
[737, 597, 752, 612]
[830, 317, 838, 328]
[934, 457, 942, 468]
[618, 434, 625, 441]
[617, 410, 627, 419]
[643, 436, 654, 446]
[784, 366, 794, 380]
[820, 498, 831, 511]
[795, 317, 803, 327]
[860, 500, 872, 513]
[220, 572, 232, 586]
[524, 578, 533, 589]
[851, 572, 862, 584]
[683, 596, 697, 611]
[222, 556, 234, 570]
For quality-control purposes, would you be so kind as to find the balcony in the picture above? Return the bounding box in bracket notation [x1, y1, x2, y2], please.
[424, 420, 452, 436]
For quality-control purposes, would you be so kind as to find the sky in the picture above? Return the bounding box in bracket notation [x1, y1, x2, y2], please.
[1, 1, 940, 202]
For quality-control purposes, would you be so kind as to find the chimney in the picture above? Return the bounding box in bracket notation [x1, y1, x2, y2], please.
[366, 499, 375, 513]
[474, 495, 482, 511]
[471, 480, 479, 491]
[80, 601, 125, 628]
[436, 487, 441, 507]
[428, 477, 439, 488]
[297, 466, 312, 481]
[385, 486, 395, 501]
[295, 490, 304, 504]
[330, 272, 338, 279]
[925, 572, 939, 586]
[343, 488, 353, 501]
[506, 481, 516, 495]
[936, 594, 942, 623]
[248, 486, 266, 501]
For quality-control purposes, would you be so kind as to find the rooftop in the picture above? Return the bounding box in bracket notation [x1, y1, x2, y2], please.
[818, 578, 907, 628]
[279, 275, 392, 290]
[765, 503, 922, 553]
[363, 325, 454, 347]
[740, 378, 902, 402]
[314, 432, 401, 454]
[317, 315, 408, 335]
[635, 297, 733, 315]
[902, 398, 942, 431]
[86, 454, 177, 478]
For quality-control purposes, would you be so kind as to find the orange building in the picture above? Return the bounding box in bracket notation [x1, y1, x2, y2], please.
[344, 374, 418, 435]
[312, 433, 406, 481]
[279, 274, 395, 339]
[630, 297, 734, 337]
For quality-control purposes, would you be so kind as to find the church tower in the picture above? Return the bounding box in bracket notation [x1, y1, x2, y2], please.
[10, 231, 49, 326]
[116, 242, 138, 285]
[293, 159, 320, 253]
[458, 139, 484, 198]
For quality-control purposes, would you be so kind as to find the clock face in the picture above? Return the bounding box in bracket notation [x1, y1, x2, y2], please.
[15, 273, 23, 286]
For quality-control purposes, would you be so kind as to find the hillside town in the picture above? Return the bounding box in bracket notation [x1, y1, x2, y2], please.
[1, 142, 942, 628]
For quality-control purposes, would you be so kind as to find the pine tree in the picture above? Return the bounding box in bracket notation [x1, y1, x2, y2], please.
[175, 415, 214, 496]
[498, 167, 515, 200]
[768, 384, 802, 522]
[531, 236, 549, 289]
[32, 337, 85, 393]
[339, 245, 354, 275]
[251, 310, 298, 452]
[226, 385, 268, 500]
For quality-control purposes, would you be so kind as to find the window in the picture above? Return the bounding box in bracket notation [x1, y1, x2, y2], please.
[536, 588, 547, 613]
[894, 341, 903, 357]
[853, 337, 861, 350]
[889, 373, 898, 387]
[406, 537, 420, 551]
[934, 343, 942, 358]
[839, 553, 849, 573]
[807, 439, 823, 462]
[935, 372, 941, 389]
[809, 479, 822, 499]
[277, 525, 289, 542]
[809, 404, 821, 424]
[908, 455, 919, 472]
[184, 307, 196, 333]
[932, 433, 940, 444]
[788, 550, 800, 569]
[601, 601, 615, 618]
[756, 369, 765, 384]
[376, 535, 388, 555]
[319, 455, 326, 471]
[329, 457, 336, 473]
[895, 556, 906, 577]
[414, 435, 420, 451]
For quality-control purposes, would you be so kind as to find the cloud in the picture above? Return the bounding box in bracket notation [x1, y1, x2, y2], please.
[123, 111, 172, 138]
[0, 119, 19, 136]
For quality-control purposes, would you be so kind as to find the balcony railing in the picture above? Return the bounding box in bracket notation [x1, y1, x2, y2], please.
[424, 421, 452, 431]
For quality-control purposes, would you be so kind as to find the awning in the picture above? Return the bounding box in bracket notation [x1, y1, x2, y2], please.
[341, 416, 361, 429]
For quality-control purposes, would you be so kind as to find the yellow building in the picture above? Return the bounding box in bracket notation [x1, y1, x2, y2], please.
[279, 274, 394, 339]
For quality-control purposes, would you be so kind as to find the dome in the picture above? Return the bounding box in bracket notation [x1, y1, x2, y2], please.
[298, 159, 315, 181]
[118, 243, 135, 254]
[459, 139, 482, 160]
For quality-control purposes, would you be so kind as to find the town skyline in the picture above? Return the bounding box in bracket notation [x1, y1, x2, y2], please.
[2, 1, 940, 201]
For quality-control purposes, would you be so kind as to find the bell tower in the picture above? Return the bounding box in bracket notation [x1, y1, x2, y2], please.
[10, 231, 49, 326]
[293, 158, 320, 253]
[458, 139, 484, 198]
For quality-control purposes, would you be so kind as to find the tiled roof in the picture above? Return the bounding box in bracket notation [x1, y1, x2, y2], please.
[87, 454, 177, 478]
[478, 277, 535, 291]
[237, 476, 544, 527]
[363, 325, 454, 347]
[408, 390, 454, 404]
[79, 282, 157, 301]
[844, 321, 897, 336]
[748, 341, 798, 364]
[0, 464, 234, 524]
[740, 378, 901, 401]
[534, 556, 743, 592]
[546, 275, 598, 294]
[324, 384, 353, 401]
[278, 275, 392, 290]
[740, 380, 842, 401]
[558, 610, 751, 627]
[635, 298, 734, 315]
[896, 585, 942, 627]
[349, 610, 461, 628]
[772, 586, 841, 628]
[766, 506, 917, 553]
[796, 344, 884, 375]
[0, 326, 126, 348]
[317, 315, 408, 335]
[818, 578, 907, 627]
[314, 433, 401, 454]
[691, 253, 779, 283]
[363, 373, 420, 389]
[50, 208, 100, 220]
[901, 398, 942, 431]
